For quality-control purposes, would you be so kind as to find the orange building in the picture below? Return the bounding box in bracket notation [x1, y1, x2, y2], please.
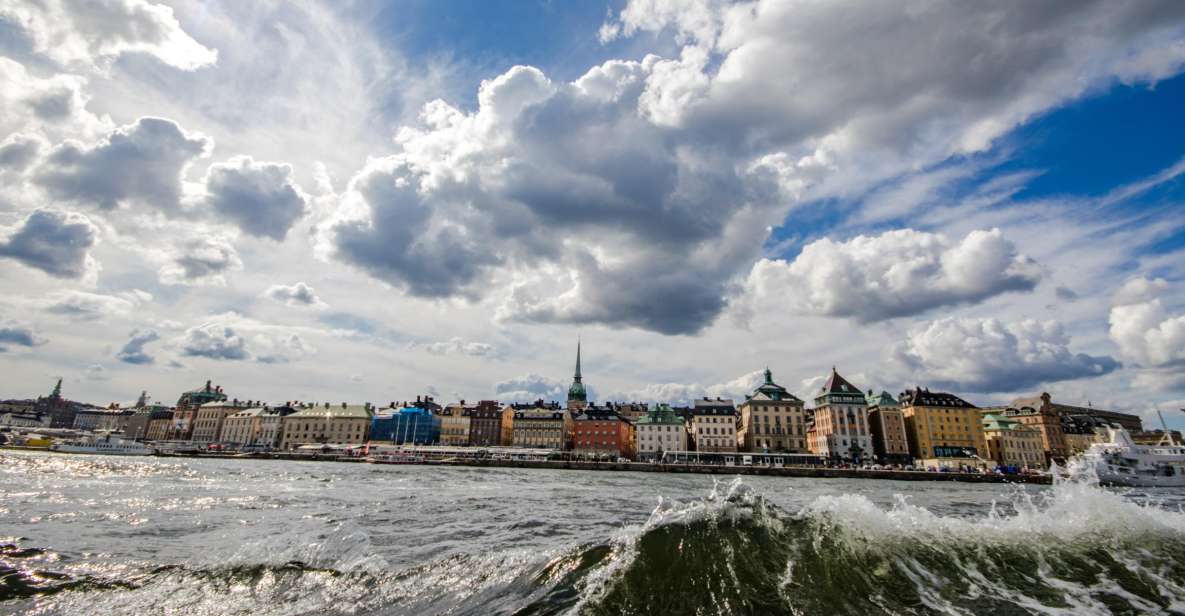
[571, 407, 635, 459]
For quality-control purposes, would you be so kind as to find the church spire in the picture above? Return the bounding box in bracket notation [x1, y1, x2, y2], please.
[574, 338, 582, 383]
[567, 338, 588, 408]
[50, 378, 62, 399]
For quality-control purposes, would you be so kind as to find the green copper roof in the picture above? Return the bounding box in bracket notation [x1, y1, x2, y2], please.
[637, 403, 684, 425]
[749, 367, 800, 402]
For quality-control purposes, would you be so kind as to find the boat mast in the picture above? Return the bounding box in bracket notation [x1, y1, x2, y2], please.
[1156, 407, 1177, 446]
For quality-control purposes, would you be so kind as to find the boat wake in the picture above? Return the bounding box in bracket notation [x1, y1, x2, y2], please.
[5, 474, 1185, 615]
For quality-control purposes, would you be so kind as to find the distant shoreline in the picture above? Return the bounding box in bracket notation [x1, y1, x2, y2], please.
[2, 447, 1051, 484]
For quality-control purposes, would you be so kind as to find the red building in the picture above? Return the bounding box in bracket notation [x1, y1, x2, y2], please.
[571, 406, 635, 460]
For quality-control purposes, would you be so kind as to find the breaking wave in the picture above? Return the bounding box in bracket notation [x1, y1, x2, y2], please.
[5, 474, 1185, 615]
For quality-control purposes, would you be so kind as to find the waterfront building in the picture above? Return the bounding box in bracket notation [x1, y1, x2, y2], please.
[503, 401, 570, 450]
[192, 399, 253, 443]
[124, 394, 174, 440]
[169, 381, 228, 440]
[467, 400, 503, 446]
[808, 368, 871, 463]
[738, 368, 807, 453]
[982, 413, 1044, 469]
[635, 403, 687, 461]
[690, 398, 738, 453]
[866, 390, 911, 465]
[72, 408, 132, 432]
[900, 387, 987, 468]
[566, 341, 589, 411]
[438, 402, 473, 446]
[571, 406, 634, 459]
[1061, 414, 1107, 456]
[370, 405, 441, 445]
[145, 410, 174, 441]
[984, 393, 1142, 463]
[220, 407, 267, 447]
[281, 403, 373, 450]
[256, 405, 298, 449]
[0, 411, 50, 427]
[37, 379, 79, 429]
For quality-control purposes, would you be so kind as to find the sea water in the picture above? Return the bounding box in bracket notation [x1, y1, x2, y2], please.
[3, 450, 1185, 615]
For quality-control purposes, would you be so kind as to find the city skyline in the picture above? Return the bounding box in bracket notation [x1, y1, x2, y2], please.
[1, 1, 1185, 432]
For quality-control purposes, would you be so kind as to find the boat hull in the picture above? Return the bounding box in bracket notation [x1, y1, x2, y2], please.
[1097, 472, 1185, 488]
[51, 445, 154, 456]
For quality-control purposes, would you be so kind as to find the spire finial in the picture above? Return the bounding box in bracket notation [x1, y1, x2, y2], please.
[763, 366, 773, 384]
[574, 338, 582, 382]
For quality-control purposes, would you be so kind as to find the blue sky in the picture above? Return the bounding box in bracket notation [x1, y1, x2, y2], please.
[1, 0, 1185, 431]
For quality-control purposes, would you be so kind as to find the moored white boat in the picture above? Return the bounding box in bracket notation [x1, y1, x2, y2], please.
[50, 433, 155, 456]
[1079, 426, 1185, 487]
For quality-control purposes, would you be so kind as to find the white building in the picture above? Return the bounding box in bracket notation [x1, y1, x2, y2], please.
[635, 403, 687, 460]
[0, 411, 50, 428]
[690, 398, 738, 453]
[809, 368, 872, 463]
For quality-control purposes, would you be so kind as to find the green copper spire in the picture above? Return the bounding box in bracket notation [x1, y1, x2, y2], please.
[567, 339, 587, 404]
[764, 366, 773, 385]
[50, 378, 62, 399]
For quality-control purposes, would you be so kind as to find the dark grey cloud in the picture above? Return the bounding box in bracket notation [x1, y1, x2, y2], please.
[0, 323, 44, 350]
[116, 328, 160, 364]
[264, 282, 323, 307]
[34, 116, 210, 211]
[0, 208, 97, 278]
[0, 133, 44, 171]
[180, 324, 249, 360]
[205, 156, 307, 241]
[1055, 286, 1079, 301]
[332, 160, 500, 298]
[159, 237, 241, 285]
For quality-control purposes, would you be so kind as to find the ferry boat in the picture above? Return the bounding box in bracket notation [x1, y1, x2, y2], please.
[51, 433, 155, 456]
[1080, 426, 1185, 487]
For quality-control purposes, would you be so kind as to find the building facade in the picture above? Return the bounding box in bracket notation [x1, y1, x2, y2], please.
[982, 413, 1045, 469]
[370, 406, 441, 444]
[503, 402, 570, 450]
[690, 398, 738, 453]
[191, 399, 252, 443]
[72, 408, 132, 432]
[124, 405, 173, 440]
[571, 406, 634, 459]
[635, 403, 687, 461]
[900, 387, 986, 467]
[866, 391, 910, 465]
[220, 407, 268, 447]
[281, 403, 373, 450]
[169, 381, 228, 440]
[808, 368, 871, 463]
[467, 400, 503, 446]
[738, 368, 807, 453]
[438, 403, 473, 446]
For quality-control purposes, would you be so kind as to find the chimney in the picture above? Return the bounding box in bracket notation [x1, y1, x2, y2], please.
[341, 402, 347, 409]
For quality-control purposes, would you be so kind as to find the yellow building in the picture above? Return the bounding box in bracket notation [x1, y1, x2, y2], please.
[738, 369, 807, 453]
[438, 403, 473, 446]
[280, 403, 372, 450]
[982, 413, 1044, 469]
[899, 387, 987, 467]
[502, 402, 571, 450]
[221, 407, 266, 447]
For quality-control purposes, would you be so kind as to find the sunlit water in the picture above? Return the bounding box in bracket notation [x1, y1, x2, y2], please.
[3, 450, 1185, 615]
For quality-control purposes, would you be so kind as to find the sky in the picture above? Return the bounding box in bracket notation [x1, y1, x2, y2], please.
[1, 0, 1185, 430]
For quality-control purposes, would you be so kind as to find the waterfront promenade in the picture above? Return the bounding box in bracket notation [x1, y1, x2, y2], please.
[141, 449, 1051, 484]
